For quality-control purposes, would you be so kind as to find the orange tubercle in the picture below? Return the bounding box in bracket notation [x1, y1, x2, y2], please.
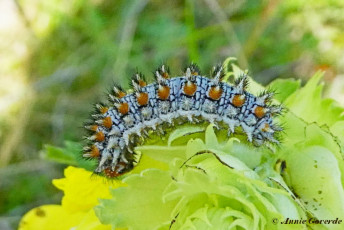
[138, 80, 147, 87]
[158, 85, 170, 100]
[183, 81, 197, 96]
[254, 106, 266, 118]
[89, 125, 98, 131]
[137, 92, 149, 106]
[162, 72, 169, 79]
[208, 86, 223, 100]
[232, 94, 246, 107]
[118, 91, 126, 98]
[90, 145, 100, 157]
[117, 102, 129, 115]
[99, 106, 108, 114]
[95, 131, 105, 142]
[103, 116, 113, 129]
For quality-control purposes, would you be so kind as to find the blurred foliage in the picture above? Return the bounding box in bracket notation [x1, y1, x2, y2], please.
[1, 0, 344, 229]
[43, 141, 95, 170]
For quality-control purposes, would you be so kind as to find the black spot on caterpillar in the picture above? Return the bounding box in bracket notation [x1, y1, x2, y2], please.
[83, 63, 283, 178]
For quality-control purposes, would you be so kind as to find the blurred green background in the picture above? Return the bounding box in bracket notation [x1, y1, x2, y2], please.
[1, 0, 344, 229]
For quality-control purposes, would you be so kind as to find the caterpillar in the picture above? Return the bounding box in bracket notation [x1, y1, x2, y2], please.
[83, 63, 283, 178]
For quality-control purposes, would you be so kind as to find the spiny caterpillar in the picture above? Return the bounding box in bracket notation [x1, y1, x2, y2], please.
[83, 63, 283, 178]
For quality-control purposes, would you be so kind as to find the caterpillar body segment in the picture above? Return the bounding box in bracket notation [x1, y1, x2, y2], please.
[84, 64, 283, 178]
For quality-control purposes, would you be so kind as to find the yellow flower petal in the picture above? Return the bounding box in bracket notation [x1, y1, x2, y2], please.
[18, 205, 85, 230]
[52, 166, 124, 212]
[74, 209, 112, 230]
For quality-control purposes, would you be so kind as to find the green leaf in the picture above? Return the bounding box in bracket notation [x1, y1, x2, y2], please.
[43, 145, 72, 164]
[42, 141, 94, 170]
[176, 207, 255, 230]
[285, 146, 344, 225]
[223, 140, 264, 170]
[278, 110, 344, 228]
[43, 142, 80, 165]
[204, 124, 218, 149]
[267, 78, 301, 102]
[330, 121, 344, 148]
[135, 145, 187, 164]
[164, 153, 305, 230]
[168, 126, 205, 146]
[284, 72, 344, 127]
